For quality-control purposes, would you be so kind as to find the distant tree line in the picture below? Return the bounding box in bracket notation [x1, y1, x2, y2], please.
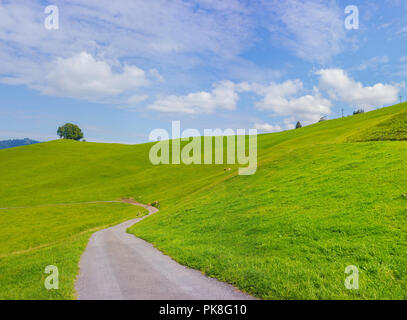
[353, 109, 365, 115]
[0, 138, 40, 150]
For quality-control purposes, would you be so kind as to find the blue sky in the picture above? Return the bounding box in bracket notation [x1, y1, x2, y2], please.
[0, 0, 407, 143]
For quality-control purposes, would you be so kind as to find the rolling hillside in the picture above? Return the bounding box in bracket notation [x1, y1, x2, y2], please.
[1, 103, 407, 299]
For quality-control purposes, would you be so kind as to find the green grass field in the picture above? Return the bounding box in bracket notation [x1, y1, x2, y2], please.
[0, 203, 148, 299]
[1, 103, 407, 299]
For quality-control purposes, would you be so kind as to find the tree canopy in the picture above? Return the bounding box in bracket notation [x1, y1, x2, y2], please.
[57, 123, 84, 141]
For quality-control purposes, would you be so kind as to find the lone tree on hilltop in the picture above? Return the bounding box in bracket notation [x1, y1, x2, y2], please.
[57, 123, 84, 141]
[296, 121, 302, 129]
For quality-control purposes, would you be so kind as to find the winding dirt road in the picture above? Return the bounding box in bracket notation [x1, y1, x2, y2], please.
[75, 200, 253, 300]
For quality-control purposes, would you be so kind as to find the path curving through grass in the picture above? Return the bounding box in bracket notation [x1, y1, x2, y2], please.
[75, 199, 254, 300]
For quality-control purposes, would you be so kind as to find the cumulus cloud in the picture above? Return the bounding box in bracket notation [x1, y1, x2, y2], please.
[0, 0, 260, 106]
[317, 68, 401, 106]
[149, 77, 334, 124]
[253, 122, 283, 133]
[241, 80, 332, 124]
[148, 81, 238, 114]
[39, 52, 149, 101]
[151, 67, 401, 120]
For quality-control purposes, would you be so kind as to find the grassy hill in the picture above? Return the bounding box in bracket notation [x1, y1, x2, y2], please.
[1, 103, 407, 299]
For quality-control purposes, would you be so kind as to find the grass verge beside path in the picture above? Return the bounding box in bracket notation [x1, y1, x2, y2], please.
[0, 202, 148, 300]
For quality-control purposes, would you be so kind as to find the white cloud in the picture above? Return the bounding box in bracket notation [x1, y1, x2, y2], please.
[243, 80, 332, 124]
[148, 80, 238, 114]
[317, 68, 400, 107]
[0, 1, 254, 84]
[149, 77, 333, 124]
[263, 0, 346, 63]
[0, 0, 259, 106]
[253, 122, 282, 133]
[401, 56, 407, 63]
[37, 52, 149, 101]
[148, 67, 401, 120]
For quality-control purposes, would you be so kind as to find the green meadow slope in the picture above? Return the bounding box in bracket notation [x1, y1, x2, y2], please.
[1, 103, 407, 299]
[0, 203, 148, 299]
